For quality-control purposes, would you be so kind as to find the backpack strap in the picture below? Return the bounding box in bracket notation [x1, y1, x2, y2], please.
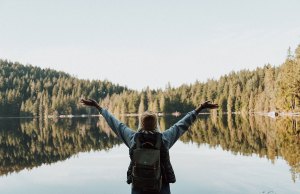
[135, 133, 142, 148]
[154, 133, 162, 149]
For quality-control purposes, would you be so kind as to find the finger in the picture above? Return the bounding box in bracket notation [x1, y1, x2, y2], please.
[88, 98, 95, 103]
[81, 99, 89, 103]
[208, 104, 218, 108]
[80, 101, 88, 105]
[80, 99, 92, 105]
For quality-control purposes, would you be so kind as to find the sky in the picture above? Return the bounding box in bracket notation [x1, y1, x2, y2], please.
[0, 0, 300, 90]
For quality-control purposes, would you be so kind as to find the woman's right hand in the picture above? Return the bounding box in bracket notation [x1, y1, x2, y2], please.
[80, 98, 101, 110]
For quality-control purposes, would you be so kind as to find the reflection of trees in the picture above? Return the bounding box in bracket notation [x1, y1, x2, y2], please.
[1, 115, 300, 181]
[179, 115, 300, 182]
[0, 118, 121, 176]
[277, 118, 300, 182]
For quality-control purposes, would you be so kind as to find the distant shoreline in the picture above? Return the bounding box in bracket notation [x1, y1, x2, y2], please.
[0, 111, 299, 119]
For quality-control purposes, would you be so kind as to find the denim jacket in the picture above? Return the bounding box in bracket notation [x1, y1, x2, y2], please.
[99, 109, 198, 150]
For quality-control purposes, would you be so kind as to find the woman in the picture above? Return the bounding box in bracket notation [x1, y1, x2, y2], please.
[80, 98, 218, 194]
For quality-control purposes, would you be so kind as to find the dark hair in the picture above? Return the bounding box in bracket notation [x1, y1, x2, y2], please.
[141, 111, 157, 131]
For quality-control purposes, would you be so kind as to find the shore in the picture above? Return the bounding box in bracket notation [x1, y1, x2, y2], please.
[1, 111, 299, 119]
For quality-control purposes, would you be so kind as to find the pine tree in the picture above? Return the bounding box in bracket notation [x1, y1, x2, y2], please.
[159, 94, 165, 113]
[249, 92, 254, 113]
[138, 95, 145, 114]
[152, 99, 159, 113]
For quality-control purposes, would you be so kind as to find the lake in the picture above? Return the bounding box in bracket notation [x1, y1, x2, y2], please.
[0, 114, 299, 194]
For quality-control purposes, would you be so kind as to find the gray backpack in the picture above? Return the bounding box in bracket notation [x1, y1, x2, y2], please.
[132, 132, 162, 192]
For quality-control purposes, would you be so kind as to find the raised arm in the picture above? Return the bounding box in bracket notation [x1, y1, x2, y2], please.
[162, 101, 218, 149]
[80, 99, 135, 148]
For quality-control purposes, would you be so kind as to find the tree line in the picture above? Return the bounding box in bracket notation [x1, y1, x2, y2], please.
[0, 45, 299, 117]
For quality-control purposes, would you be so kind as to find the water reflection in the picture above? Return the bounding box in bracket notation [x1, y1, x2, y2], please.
[0, 117, 121, 176]
[0, 114, 299, 182]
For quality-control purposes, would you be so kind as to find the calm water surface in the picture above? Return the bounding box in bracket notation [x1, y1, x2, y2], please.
[0, 114, 299, 194]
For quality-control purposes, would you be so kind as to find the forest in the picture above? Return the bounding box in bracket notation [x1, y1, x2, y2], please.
[0, 45, 299, 117]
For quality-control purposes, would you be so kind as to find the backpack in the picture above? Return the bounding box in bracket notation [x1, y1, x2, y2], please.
[131, 132, 162, 193]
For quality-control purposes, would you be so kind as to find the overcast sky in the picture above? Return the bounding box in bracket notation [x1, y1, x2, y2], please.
[0, 0, 299, 90]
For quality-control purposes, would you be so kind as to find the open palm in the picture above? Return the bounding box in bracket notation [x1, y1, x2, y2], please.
[195, 101, 218, 113]
[80, 98, 100, 109]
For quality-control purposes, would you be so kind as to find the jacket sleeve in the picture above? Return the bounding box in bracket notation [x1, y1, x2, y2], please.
[99, 108, 135, 148]
[162, 110, 197, 149]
